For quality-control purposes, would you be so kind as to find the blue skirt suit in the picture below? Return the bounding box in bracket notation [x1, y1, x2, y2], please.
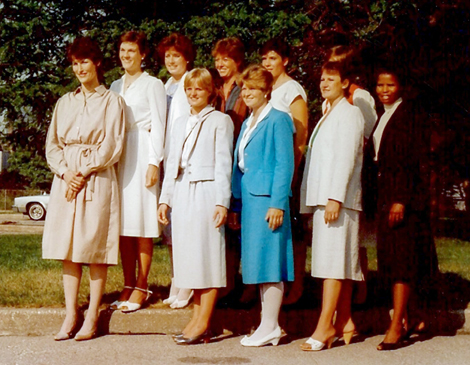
[232, 107, 295, 284]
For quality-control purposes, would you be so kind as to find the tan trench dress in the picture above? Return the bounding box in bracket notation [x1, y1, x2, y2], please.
[42, 85, 126, 264]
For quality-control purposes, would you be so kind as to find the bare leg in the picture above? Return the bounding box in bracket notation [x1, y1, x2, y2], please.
[182, 289, 200, 335]
[334, 280, 355, 343]
[57, 260, 82, 335]
[311, 279, 342, 343]
[247, 282, 284, 342]
[381, 282, 410, 344]
[184, 288, 218, 338]
[128, 237, 153, 304]
[76, 264, 107, 337]
[118, 236, 137, 301]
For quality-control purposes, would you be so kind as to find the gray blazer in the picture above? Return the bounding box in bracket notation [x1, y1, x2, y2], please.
[159, 106, 234, 208]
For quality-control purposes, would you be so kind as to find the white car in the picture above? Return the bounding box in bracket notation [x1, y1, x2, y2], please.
[12, 194, 50, 221]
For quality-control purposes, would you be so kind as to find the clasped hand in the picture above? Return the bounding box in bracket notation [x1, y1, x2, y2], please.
[63, 170, 86, 202]
[389, 203, 405, 228]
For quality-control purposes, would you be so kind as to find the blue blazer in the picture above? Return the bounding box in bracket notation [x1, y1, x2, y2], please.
[232, 107, 295, 210]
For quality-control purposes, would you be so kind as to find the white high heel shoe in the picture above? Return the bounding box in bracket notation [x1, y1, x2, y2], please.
[240, 326, 282, 347]
[300, 335, 337, 351]
[163, 278, 179, 305]
[121, 287, 152, 313]
[110, 286, 134, 310]
[170, 290, 194, 309]
[163, 295, 177, 305]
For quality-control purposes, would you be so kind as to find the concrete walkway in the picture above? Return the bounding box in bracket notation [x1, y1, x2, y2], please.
[2, 332, 470, 365]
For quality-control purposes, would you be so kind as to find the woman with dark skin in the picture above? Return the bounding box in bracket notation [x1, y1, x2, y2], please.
[363, 67, 438, 350]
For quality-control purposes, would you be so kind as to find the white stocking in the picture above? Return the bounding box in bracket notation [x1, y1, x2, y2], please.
[248, 282, 284, 341]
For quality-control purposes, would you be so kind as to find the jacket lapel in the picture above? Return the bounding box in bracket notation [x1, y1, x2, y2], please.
[245, 113, 270, 148]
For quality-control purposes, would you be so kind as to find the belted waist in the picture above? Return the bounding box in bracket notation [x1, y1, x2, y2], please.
[63, 143, 97, 202]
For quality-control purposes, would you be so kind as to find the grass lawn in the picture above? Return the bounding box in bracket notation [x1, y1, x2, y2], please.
[1, 234, 470, 307]
[0, 235, 171, 307]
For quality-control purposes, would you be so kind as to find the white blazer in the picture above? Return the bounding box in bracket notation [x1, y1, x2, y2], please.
[301, 97, 364, 212]
[160, 106, 234, 209]
[164, 73, 190, 163]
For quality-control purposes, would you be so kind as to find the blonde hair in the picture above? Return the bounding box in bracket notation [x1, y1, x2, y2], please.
[184, 68, 217, 104]
[238, 64, 273, 100]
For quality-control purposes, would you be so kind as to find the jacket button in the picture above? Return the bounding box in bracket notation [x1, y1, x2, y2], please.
[378, 172, 382, 177]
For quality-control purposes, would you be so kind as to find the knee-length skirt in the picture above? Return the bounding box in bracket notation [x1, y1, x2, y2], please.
[377, 208, 438, 286]
[311, 206, 363, 281]
[119, 129, 160, 238]
[240, 187, 294, 284]
[171, 172, 226, 289]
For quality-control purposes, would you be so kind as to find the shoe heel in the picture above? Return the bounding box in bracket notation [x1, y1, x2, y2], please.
[327, 336, 335, 349]
[343, 331, 354, 345]
[271, 337, 280, 346]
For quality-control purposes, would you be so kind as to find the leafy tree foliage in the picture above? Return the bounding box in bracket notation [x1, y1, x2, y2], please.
[0, 0, 469, 188]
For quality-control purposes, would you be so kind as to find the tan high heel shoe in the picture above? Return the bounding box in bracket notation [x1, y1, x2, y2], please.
[342, 330, 356, 345]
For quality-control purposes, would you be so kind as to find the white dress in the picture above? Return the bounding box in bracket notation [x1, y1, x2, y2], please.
[110, 72, 166, 237]
[164, 73, 190, 164]
[271, 79, 307, 119]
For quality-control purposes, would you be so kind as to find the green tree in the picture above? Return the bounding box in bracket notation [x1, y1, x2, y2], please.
[1, 0, 469, 188]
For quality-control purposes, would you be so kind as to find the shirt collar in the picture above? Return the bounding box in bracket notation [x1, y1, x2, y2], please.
[74, 84, 106, 96]
[384, 97, 403, 112]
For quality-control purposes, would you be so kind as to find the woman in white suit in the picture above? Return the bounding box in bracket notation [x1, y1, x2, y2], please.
[157, 33, 195, 308]
[300, 61, 365, 351]
[158, 68, 233, 345]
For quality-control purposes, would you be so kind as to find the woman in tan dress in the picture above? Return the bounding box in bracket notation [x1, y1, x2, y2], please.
[42, 37, 126, 341]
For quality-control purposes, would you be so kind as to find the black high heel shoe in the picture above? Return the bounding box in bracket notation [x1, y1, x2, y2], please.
[377, 335, 408, 351]
[175, 330, 212, 345]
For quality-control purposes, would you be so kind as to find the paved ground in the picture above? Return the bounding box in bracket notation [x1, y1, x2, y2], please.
[1, 333, 470, 365]
[0, 212, 44, 235]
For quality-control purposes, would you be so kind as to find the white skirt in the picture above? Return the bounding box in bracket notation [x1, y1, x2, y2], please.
[311, 206, 363, 281]
[171, 172, 226, 289]
[119, 129, 160, 237]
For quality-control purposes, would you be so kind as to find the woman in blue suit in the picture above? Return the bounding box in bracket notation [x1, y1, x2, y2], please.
[232, 65, 295, 347]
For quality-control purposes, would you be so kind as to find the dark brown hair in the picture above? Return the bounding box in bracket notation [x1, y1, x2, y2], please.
[157, 33, 195, 70]
[119, 31, 150, 58]
[321, 60, 351, 97]
[260, 38, 290, 60]
[67, 37, 104, 80]
[212, 38, 245, 71]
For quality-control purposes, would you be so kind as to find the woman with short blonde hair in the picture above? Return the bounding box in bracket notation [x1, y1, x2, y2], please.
[158, 68, 234, 345]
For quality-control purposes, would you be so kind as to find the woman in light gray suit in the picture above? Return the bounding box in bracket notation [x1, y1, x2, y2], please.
[158, 68, 234, 345]
[300, 61, 365, 351]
